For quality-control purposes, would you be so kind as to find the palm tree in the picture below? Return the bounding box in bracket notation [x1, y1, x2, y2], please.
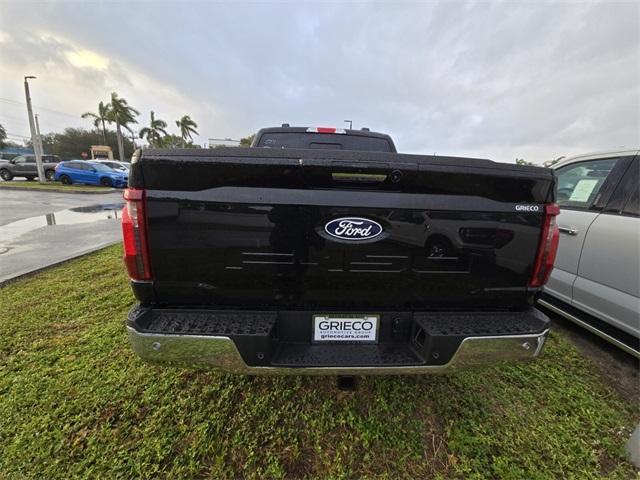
[175, 115, 198, 147]
[108, 92, 139, 161]
[124, 125, 137, 151]
[139, 111, 168, 147]
[81, 101, 111, 145]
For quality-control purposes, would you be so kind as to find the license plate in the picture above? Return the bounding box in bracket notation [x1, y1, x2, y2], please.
[313, 314, 379, 343]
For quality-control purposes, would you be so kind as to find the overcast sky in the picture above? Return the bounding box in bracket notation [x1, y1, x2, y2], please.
[1, 0, 638, 163]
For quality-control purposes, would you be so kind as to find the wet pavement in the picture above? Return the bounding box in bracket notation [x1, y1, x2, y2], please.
[0, 189, 125, 283]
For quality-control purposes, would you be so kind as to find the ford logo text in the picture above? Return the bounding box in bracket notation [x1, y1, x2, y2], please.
[324, 217, 383, 241]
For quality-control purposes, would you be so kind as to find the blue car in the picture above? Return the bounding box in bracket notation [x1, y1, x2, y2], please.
[54, 160, 128, 188]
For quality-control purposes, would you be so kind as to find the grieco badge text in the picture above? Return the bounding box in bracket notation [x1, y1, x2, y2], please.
[515, 205, 541, 212]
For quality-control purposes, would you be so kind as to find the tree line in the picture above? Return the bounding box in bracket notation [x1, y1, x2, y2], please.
[0, 119, 567, 166]
[81, 92, 199, 161]
[516, 157, 564, 168]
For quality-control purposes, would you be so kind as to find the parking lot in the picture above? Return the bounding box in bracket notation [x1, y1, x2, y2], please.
[0, 187, 123, 283]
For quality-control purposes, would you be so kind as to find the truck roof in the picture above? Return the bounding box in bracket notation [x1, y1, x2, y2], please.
[252, 126, 397, 153]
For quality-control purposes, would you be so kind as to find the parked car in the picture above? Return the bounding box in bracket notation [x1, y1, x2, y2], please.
[539, 149, 639, 357]
[0, 154, 62, 181]
[123, 125, 559, 376]
[92, 160, 130, 172]
[54, 160, 128, 187]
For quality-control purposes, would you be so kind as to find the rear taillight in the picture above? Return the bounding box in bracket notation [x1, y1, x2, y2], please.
[122, 188, 152, 281]
[529, 204, 560, 288]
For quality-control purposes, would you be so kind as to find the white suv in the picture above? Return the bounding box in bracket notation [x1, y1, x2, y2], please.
[92, 160, 130, 172]
[539, 149, 639, 357]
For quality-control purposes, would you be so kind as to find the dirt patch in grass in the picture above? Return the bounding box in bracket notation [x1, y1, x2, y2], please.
[548, 314, 639, 405]
[0, 246, 638, 479]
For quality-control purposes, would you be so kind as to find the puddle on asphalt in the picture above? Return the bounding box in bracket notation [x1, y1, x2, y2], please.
[0, 203, 124, 247]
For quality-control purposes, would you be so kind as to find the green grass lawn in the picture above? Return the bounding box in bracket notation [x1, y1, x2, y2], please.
[0, 181, 113, 193]
[1, 245, 638, 479]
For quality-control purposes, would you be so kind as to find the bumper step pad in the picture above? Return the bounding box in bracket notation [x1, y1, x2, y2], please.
[414, 309, 548, 336]
[144, 310, 276, 337]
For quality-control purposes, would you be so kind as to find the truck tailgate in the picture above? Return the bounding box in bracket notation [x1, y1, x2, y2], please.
[134, 148, 554, 311]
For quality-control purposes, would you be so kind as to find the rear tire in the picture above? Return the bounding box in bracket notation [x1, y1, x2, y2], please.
[60, 175, 72, 185]
[45, 169, 55, 181]
[100, 177, 113, 187]
[0, 169, 12, 181]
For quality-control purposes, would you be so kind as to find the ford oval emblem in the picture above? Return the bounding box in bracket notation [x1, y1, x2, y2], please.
[324, 217, 383, 241]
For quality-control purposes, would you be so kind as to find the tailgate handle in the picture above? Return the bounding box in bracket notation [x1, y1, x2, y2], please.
[329, 161, 390, 168]
[331, 172, 388, 183]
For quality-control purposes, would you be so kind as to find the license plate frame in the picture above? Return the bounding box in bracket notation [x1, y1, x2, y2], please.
[312, 314, 380, 344]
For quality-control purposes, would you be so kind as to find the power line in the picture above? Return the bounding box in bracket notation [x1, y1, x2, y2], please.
[6, 132, 31, 138]
[0, 97, 80, 119]
[0, 113, 29, 123]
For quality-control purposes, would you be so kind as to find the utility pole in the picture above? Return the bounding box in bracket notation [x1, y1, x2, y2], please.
[24, 76, 46, 183]
[35, 114, 45, 161]
[344, 119, 353, 130]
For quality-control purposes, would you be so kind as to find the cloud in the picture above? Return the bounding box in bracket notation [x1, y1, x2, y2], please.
[0, 29, 217, 145]
[0, 1, 638, 162]
[65, 49, 109, 71]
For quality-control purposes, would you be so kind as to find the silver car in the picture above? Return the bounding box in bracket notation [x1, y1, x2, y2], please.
[92, 160, 130, 173]
[539, 149, 639, 357]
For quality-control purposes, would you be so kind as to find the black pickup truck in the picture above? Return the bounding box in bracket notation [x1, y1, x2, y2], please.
[123, 126, 559, 374]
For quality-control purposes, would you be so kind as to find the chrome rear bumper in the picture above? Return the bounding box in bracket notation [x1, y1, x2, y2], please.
[127, 326, 550, 375]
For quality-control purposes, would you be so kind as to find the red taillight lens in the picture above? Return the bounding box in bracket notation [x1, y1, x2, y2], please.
[122, 188, 152, 280]
[306, 127, 346, 134]
[529, 204, 560, 288]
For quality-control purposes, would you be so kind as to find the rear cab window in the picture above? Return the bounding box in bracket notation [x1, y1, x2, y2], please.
[257, 132, 394, 152]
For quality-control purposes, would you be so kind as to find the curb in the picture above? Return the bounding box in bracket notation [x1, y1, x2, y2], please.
[0, 185, 118, 194]
[0, 241, 121, 287]
[626, 424, 640, 468]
